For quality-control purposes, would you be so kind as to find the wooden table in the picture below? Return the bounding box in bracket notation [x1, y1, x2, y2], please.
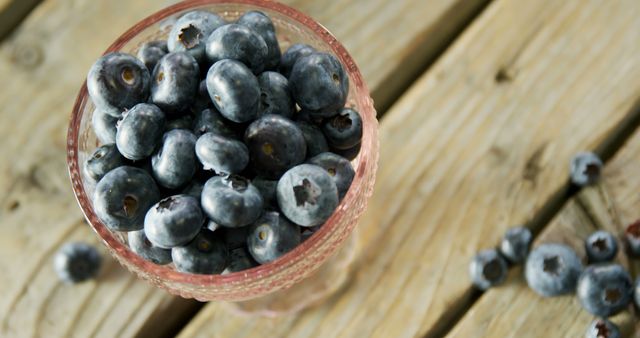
[1, 0, 639, 337]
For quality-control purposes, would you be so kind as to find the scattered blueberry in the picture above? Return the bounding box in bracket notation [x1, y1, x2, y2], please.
[195, 132, 249, 174]
[85, 143, 126, 181]
[290, 52, 348, 115]
[128, 230, 172, 265]
[201, 175, 263, 228]
[151, 129, 198, 189]
[307, 152, 354, 199]
[251, 177, 278, 209]
[115, 103, 166, 160]
[150, 52, 200, 113]
[624, 220, 640, 257]
[524, 243, 583, 297]
[167, 10, 226, 64]
[172, 229, 228, 274]
[165, 114, 194, 131]
[322, 107, 362, 150]
[92, 108, 118, 144]
[223, 247, 259, 273]
[248, 211, 301, 264]
[279, 43, 315, 78]
[585, 230, 618, 263]
[192, 107, 236, 138]
[499, 226, 532, 264]
[295, 121, 329, 158]
[570, 152, 603, 187]
[585, 319, 620, 338]
[332, 142, 361, 161]
[137, 40, 168, 71]
[205, 24, 268, 73]
[144, 195, 203, 249]
[577, 263, 633, 317]
[469, 249, 508, 290]
[54, 242, 102, 284]
[206, 59, 260, 123]
[237, 10, 280, 70]
[257, 71, 295, 118]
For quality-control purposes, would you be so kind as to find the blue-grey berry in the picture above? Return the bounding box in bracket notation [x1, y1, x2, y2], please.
[137, 40, 168, 71]
[165, 114, 194, 131]
[192, 107, 236, 138]
[85, 143, 126, 181]
[585, 318, 620, 338]
[54, 242, 102, 284]
[128, 230, 172, 265]
[570, 152, 603, 187]
[258, 71, 294, 118]
[167, 10, 226, 64]
[499, 226, 532, 264]
[205, 24, 268, 74]
[332, 142, 361, 161]
[144, 195, 203, 249]
[244, 114, 307, 179]
[195, 132, 249, 174]
[220, 226, 250, 250]
[93, 166, 160, 232]
[206, 59, 260, 123]
[290, 52, 348, 115]
[182, 180, 204, 199]
[248, 211, 301, 264]
[624, 221, 640, 257]
[295, 108, 324, 125]
[92, 108, 118, 144]
[322, 108, 362, 150]
[307, 152, 354, 200]
[525, 243, 583, 297]
[223, 247, 259, 273]
[252, 177, 278, 210]
[201, 175, 263, 228]
[151, 129, 197, 189]
[150, 52, 200, 113]
[469, 249, 508, 290]
[237, 10, 280, 70]
[577, 264, 633, 317]
[279, 43, 315, 78]
[277, 164, 339, 227]
[87, 52, 150, 117]
[585, 230, 618, 263]
[172, 229, 228, 274]
[115, 103, 166, 160]
[296, 121, 329, 158]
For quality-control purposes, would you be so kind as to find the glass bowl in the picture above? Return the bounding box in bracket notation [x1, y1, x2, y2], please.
[67, 0, 378, 302]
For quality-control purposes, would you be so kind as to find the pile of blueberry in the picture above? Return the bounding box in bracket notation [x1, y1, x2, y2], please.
[84, 10, 362, 275]
[470, 152, 640, 338]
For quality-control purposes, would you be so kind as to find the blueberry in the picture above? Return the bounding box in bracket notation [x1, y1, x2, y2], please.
[144, 195, 203, 248]
[307, 152, 354, 200]
[585, 230, 618, 263]
[201, 175, 263, 228]
[237, 10, 280, 70]
[192, 108, 237, 138]
[115, 103, 166, 160]
[279, 43, 315, 78]
[248, 211, 301, 264]
[128, 230, 172, 265]
[524, 243, 583, 297]
[172, 229, 228, 274]
[244, 115, 307, 179]
[94, 166, 160, 232]
[295, 108, 324, 125]
[85, 143, 126, 181]
[301, 225, 321, 241]
[92, 108, 118, 144]
[150, 52, 200, 113]
[195, 132, 249, 174]
[251, 177, 278, 209]
[165, 114, 194, 131]
[469, 249, 508, 290]
[332, 142, 361, 161]
[206, 59, 260, 123]
[223, 247, 259, 273]
[322, 108, 362, 150]
[585, 319, 620, 338]
[277, 164, 339, 227]
[182, 180, 204, 199]
[167, 10, 226, 64]
[499, 226, 532, 264]
[220, 226, 250, 250]
[54, 242, 102, 283]
[290, 52, 348, 115]
[87, 52, 150, 117]
[577, 263, 633, 317]
[151, 129, 197, 189]
[257, 71, 295, 118]
[570, 152, 603, 187]
[205, 24, 268, 74]
[624, 221, 640, 256]
[295, 121, 329, 158]
[137, 40, 168, 71]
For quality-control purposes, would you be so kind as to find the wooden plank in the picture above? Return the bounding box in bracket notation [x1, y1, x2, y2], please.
[0, 0, 41, 41]
[0, 0, 489, 337]
[178, 0, 640, 337]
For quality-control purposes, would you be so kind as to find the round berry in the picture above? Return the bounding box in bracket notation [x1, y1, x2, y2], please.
[624, 220, 640, 257]
[192, 108, 236, 138]
[499, 226, 532, 264]
[322, 108, 362, 150]
[115, 103, 166, 160]
[144, 195, 203, 249]
[585, 230, 618, 263]
[167, 10, 226, 64]
[172, 229, 228, 274]
[248, 211, 301, 264]
[201, 175, 263, 228]
[585, 318, 620, 338]
[150, 52, 200, 113]
[206, 59, 260, 123]
[205, 24, 268, 74]
[257, 71, 294, 118]
[279, 43, 315, 78]
[332, 142, 361, 161]
[165, 114, 194, 131]
[128, 230, 172, 265]
[469, 249, 508, 290]
[237, 10, 280, 70]
[525, 243, 583, 297]
[92, 108, 118, 144]
[137, 40, 168, 71]
[307, 152, 354, 200]
[290, 52, 348, 115]
[577, 263, 633, 317]
[54, 242, 102, 284]
[295, 121, 329, 158]
[252, 177, 278, 210]
[151, 129, 198, 189]
[223, 247, 259, 273]
[195, 132, 249, 174]
[570, 151, 603, 187]
[85, 143, 126, 182]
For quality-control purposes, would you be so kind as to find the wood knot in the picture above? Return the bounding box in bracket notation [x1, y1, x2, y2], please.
[8, 41, 43, 69]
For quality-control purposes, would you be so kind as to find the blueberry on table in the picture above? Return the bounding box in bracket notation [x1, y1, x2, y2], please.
[172, 229, 228, 274]
[624, 220, 640, 256]
[93, 166, 160, 232]
[195, 132, 249, 174]
[201, 175, 263, 228]
[165, 114, 194, 131]
[223, 247, 259, 273]
[251, 177, 278, 210]
[585, 318, 620, 338]
[570, 151, 603, 187]
[85, 143, 126, 181]
[115, 103, 166, 161]
[206, 59, 261, 123]
[524, 243, 583, 297]
[144, 195, 203, 249]
[167, 10, 226, 64]
[244, 114, 307, 179]
[322, 108, 363, 150]
[128, 230, 172, 265]
[248, 211, 301, 264]
[469, 249, 508, 290]
[290, 52, 349, 115]
[499, 226, 532, 264]
[54, 242, 102, 284]
[577, 263, 633, 317]
[150, 52, 200, 114]
[257, 71, 295, 118]
[585, 230, 618, 263]
[92, 108, 118, 144]
[151, 129, 198, 189]
[295, 121, 329, 158]
[307, 152, 355, 200]
[205, 24, 268, 74]
[277, 164, 339, 227]
[279, 43, 315, 78]
[87, 52, 150, 117]
[237, 10, 281, 70]
[137, 40, 168, 72]
[193, 107, 237, 138]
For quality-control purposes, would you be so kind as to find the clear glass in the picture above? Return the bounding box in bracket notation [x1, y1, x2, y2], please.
[67, 0, 378, 302]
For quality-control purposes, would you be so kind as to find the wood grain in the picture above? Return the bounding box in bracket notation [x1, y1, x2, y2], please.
[179, 0, 640, 337]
